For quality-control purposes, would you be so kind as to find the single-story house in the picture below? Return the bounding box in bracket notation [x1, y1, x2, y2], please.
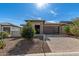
[0, 20, 72, 37]
[0, 22, 21, 37]
[22, 20, 72, 34]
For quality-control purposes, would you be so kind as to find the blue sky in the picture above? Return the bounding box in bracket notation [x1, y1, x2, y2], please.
[0, 3, 79, 26]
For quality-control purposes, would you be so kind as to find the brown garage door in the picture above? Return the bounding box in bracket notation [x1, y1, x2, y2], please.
[44, 26, 59, 34]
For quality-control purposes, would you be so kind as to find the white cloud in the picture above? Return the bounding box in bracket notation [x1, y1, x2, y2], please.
[36, 3, 48, 9]
[29, 16, 43, 20]
[50, 10, 57, 16]
[46, 21, 57, 23]
[37, 17, 42, 20]
[0, 18, 20, 26]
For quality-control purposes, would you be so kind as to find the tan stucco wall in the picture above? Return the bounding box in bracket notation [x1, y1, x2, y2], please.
[28, 21, 66, 34]
[44, 24, 60, 26]
[30, 22, 44, 34]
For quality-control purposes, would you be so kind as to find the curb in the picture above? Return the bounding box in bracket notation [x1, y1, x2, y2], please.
[25, 52, 79, 56]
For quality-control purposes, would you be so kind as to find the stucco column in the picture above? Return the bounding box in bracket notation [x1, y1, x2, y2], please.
[40, 25, 43, 34]
[0, 25, 1, 31]
[59, 26, 62, 34]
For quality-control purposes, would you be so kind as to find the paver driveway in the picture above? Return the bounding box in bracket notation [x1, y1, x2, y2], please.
[46, 35, 79, 53]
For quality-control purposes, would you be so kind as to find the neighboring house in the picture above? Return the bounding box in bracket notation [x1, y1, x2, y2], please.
[0, 22, 21, 37]
[22, 20, 71, 34]
[60, 21, 72, 24]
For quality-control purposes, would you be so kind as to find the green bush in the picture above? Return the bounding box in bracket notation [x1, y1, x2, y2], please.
[21, 21, 36, 40]
[0, 32, 9, 39]
[0, 40, 6, 49]
[64, 25, 70, 34]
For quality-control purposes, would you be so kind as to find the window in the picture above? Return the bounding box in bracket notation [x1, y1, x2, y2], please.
[3, 27, 10, 34]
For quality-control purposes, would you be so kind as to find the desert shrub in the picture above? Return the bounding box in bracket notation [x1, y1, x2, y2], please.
[63, 17, 79, 36]
[69, 18, 79, 36]
[0, 40, 6, 49]
[70, 25, 76, 35]
[21, 21, 36, 40]
[72, 18, 79, 27]
[70, 24, 79, 36]
[0, 32, 9, 39]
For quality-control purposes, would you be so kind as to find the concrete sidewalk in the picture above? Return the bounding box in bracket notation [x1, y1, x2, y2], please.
[26, 52, 79, 56]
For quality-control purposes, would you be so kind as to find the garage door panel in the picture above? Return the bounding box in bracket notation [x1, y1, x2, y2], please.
[44, 26, 59, 34]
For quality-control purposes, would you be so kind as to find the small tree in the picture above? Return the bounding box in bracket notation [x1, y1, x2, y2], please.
[21, 21, 35, 40]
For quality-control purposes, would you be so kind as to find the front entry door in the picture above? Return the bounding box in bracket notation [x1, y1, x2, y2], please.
[35, 25, 40, 34]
